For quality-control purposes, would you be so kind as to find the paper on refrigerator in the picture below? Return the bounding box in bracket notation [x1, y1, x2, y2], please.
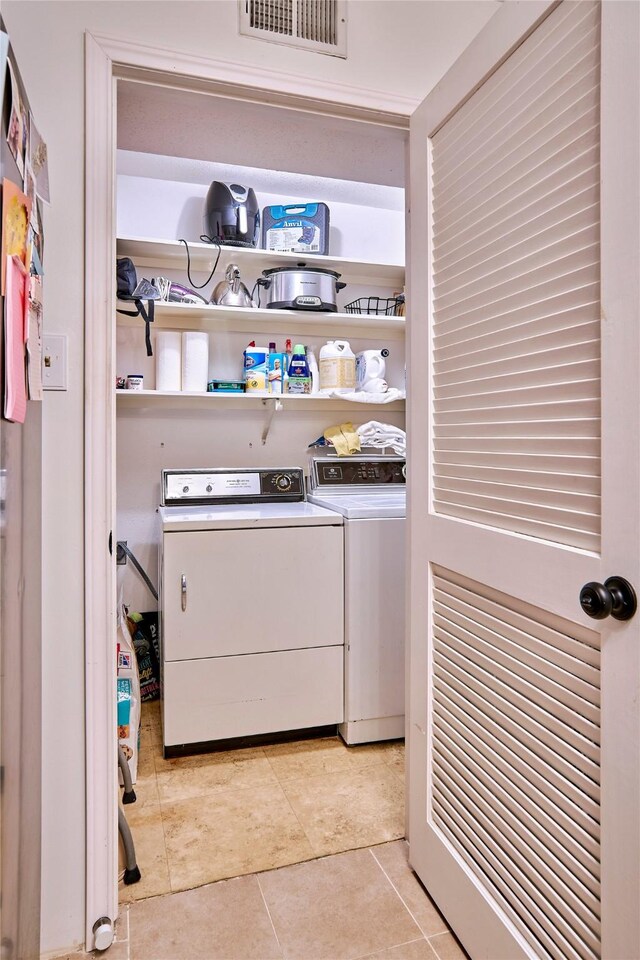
[4, 254, 28, 423]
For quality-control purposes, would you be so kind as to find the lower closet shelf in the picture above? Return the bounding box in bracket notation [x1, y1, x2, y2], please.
[115, 390, 406, 410]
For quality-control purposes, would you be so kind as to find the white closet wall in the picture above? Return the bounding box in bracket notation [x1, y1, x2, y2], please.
[115, 107, 407, 613]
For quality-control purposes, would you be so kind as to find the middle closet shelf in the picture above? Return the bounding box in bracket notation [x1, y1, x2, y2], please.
[116, 300, 407, 340]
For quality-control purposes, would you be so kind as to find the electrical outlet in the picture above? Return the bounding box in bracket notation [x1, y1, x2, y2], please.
[116, 541, 127, 565]
[42, 334, 68, 390]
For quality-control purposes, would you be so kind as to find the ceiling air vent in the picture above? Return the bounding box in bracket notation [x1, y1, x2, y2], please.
[239, 1, 347, 57]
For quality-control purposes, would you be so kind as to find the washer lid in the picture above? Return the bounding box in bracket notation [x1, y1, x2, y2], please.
[160, 501, 343, 531]
[307, 492, 406, 520]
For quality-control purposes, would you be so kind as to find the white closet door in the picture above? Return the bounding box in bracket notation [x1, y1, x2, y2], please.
[407, 3, 640, 959]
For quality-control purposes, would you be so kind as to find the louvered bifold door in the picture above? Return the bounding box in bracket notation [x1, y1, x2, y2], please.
[432, 567, 601, 960]
[431, 0, 601, 552]
[409, 1, 640, 959]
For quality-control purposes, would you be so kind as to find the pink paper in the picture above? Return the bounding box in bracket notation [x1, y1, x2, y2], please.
[4, 254, 28, 423]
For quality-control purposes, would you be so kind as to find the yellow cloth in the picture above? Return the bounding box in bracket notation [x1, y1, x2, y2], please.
[323, 422, 361, 457]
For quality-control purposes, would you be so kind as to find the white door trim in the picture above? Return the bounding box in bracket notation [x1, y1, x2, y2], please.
[90, 31, 418, 123]
[84, 31, 410, 952]
[84, 32, 118, 952]
[599, 3, 640, 955]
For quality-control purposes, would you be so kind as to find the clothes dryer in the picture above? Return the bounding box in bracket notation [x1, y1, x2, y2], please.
[159, 467, 344, 754]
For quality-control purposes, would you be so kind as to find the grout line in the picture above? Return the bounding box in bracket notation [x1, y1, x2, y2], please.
[351, 937, 429, 960]
[256, 874, 285, 960]
[155, 790, 174, 894]
[369, 846, 446, 941]
[114, 904, 130, 941]
[276, 776, 328, 859]
[427, 931, 468, 960]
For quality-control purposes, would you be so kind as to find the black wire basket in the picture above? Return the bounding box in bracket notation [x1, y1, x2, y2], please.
[344, 295, 405, 316]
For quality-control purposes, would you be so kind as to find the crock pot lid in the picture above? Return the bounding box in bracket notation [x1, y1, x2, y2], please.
[262, 265, 342, 279]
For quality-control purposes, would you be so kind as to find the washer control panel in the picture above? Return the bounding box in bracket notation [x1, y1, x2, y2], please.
[162, 468, 305, 505]
[310, 457, 406, 491]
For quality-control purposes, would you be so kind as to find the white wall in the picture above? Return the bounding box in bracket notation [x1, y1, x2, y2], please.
[1, 1, 498, 954]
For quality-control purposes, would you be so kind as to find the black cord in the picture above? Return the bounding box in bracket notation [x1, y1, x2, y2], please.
[178, 236, 222, 289]
[251, 280, 261, 308]
[119, 543, 158, 601]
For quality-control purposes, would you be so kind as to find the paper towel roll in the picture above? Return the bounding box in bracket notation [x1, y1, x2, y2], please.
[181, 332, 209, 392]
[155, 331, 182, 391]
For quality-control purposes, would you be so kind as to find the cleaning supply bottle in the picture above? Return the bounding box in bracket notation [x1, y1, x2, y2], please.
[244, 341, 269, 393]
[319, 340, 356, 394]
[283, 338, 292, 391]
[356, 348, 389, 390]
[286, 344, 311, 394]
[306, 346, 320, 394]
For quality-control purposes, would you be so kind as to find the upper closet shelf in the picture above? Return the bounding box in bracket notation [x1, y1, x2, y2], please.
[116, 236, 405, 287]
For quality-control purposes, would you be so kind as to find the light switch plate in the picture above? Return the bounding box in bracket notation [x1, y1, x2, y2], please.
[42, 334, 68, 390]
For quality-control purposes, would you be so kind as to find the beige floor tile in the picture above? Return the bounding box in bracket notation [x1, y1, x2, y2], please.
[282, 764, 405, 856]
[128, 874, 281, 960]
[125, 765, 160, 810]
[384, 742, 405, 780]
[259, 848, 420, 960]
[119, 805, 171, 903]
[155, 747, 277, 804]
[140, 699, 161, 727]
[371, 841, 448, 938]
[51, 944, 130, 960]
[428, 932, 470, 960]
[94, 940, 129, 959]
[360, 938, 439, 960]
[139, 721, 162, 753]
[135, 745, 156, 780]
[264, 736, 397, 782]
[161, 782, 315, 892]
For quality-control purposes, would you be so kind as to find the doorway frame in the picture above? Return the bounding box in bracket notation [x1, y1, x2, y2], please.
[84, 32, 412, 951]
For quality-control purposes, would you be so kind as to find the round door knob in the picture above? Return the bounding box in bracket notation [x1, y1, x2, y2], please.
[580, 576, 637, 621]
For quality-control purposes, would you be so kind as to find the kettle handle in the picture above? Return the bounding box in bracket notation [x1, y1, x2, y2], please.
[336, 282, 347, 291]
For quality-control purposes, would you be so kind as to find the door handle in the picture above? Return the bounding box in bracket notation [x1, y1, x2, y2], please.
[181, 574, 187, 611]
[579, 576, 637, 621]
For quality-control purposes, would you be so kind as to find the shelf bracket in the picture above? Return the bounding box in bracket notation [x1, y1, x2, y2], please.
[261, 398, 283, 445]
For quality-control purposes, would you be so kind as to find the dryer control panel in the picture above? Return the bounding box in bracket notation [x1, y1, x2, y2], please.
[162, 467, 305, 506]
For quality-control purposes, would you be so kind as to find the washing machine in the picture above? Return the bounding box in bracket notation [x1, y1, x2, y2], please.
[159, 467, 344, 754]
[307, 455, 406, 744]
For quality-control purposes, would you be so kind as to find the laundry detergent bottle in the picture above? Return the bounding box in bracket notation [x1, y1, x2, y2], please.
[286, 344, 311, 394]
[319, 340, 356, 394]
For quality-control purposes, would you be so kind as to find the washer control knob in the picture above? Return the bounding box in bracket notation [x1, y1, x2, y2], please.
[182, 486, 189, 494]
[206, 484, 213, 493]
[276, 474, 292, 491]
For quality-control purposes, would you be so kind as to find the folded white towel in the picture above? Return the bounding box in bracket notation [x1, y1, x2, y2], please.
[324, 387, 406, 404]
[356, 420, 406, 457]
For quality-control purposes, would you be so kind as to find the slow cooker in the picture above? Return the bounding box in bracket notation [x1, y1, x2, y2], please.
[260, 266, 346, 312]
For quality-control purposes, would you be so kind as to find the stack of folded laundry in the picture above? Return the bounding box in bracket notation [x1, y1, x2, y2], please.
[356, 421, 406, 457]
[313, 420, 407, 457]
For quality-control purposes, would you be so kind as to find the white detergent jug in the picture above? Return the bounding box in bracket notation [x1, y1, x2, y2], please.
[319, 340, 356, 393]
[356, 349, 389, 390]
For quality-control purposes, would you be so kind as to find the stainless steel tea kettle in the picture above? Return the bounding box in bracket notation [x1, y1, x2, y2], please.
[211, 263, 255, 308]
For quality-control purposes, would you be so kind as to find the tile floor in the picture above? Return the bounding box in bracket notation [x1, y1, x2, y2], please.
[103, 842, 468, 960]
[120, 702, 406, 903]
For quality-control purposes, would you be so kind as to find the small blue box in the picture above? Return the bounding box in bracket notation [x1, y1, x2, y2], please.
[262, 202, 330, 255]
